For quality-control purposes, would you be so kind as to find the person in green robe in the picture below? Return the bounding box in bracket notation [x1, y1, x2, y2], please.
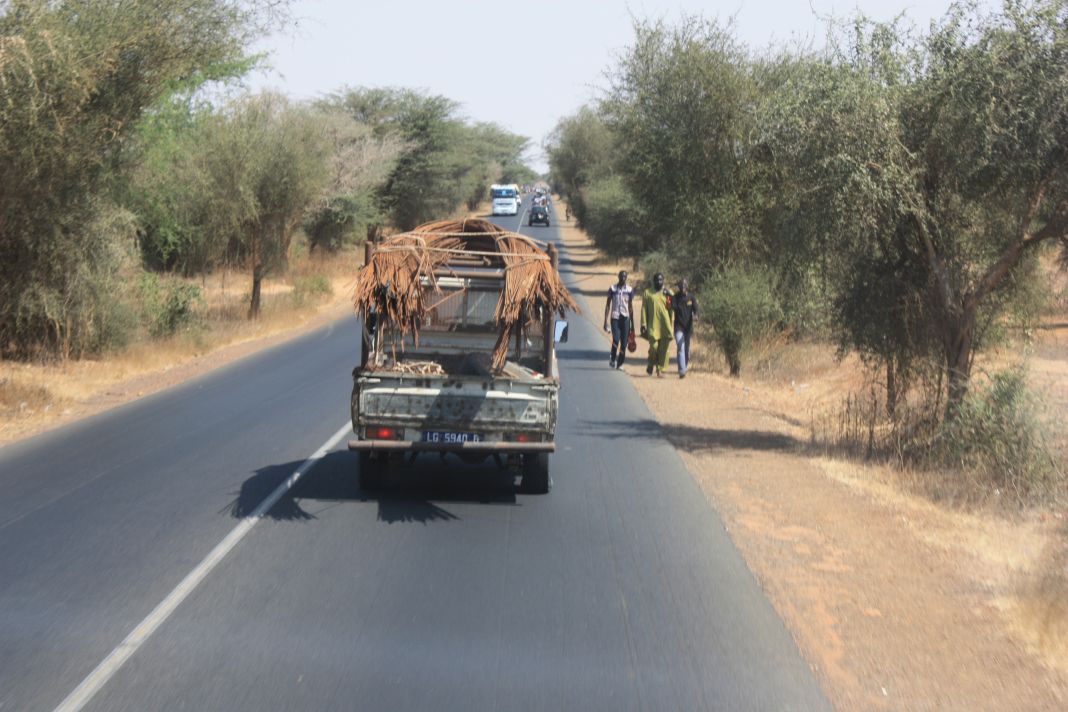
[639, 273, 674, 377]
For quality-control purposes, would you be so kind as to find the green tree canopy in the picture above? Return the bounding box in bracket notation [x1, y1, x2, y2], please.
[174, 93, 347, 317]
[545, 106, 617, 222]
[602, 16, 760, 274]
[762, 0, 1068, 412]
[0, 0, 287, 356]
[325, 87, 535, 229]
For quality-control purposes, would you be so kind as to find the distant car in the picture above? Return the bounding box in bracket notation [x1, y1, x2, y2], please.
[528, 204, 550, 226]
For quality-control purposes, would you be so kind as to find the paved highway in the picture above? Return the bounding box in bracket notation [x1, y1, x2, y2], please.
[0, 199, 829, 711]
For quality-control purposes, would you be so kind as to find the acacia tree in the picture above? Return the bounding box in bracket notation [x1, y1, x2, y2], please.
[325, 87, 534, 230]
[0, 0, 286, 356]
[189, 94, 343, 318]
[764, 0, 1068, 415]
[301, 118, 405, 252]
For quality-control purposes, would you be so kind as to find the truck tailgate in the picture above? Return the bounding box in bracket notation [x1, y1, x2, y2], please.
[353, 377, 558, 433]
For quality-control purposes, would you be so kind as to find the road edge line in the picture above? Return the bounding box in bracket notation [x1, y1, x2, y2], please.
[53, 421, 353, 712]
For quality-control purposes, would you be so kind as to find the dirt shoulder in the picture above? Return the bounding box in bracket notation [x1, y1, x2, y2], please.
[556, 206, 1068, 710]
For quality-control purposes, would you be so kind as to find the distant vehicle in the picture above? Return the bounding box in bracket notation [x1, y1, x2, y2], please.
[491, 183, 520, 216]
[528, 204, 550, 226]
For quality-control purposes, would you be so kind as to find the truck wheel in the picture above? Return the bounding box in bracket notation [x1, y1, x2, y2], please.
[521, 453, 550, 494]
[358, 452, 385, 490]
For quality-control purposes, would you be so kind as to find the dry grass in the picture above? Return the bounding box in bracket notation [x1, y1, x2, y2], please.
[1009, 523, 1068, 671]
[0, 247, 361, 445]
[0, 377, 62, 418]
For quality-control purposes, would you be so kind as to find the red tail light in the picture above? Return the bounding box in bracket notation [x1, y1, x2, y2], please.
[368, 426, 397, 440]
[513, 433, 535, 443]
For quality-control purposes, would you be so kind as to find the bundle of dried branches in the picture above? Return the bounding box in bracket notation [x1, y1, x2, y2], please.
[352, 218, 578, 372]
[391, 360, 446, 376]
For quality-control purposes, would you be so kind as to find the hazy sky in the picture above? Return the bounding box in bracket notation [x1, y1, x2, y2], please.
[248, 1, 993, 171]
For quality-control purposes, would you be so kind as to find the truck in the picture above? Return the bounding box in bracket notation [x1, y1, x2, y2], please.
[348, 219, 577, 494]
[490, 183, 520, 216]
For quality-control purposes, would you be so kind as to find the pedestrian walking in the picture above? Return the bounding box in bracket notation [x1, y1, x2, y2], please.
[672, 278, 698, 378]
[640, 273, 673, 377]
[603, 270, 634, 369]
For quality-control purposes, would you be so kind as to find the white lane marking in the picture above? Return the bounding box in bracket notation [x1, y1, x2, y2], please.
[53, 421, 353, 712]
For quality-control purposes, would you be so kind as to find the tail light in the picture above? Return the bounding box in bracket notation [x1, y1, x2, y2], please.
[510, 433, 539, 443]
[367, 426, 400, 440]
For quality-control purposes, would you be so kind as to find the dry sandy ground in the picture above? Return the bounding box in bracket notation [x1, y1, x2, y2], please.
[557, 208, 1068, 711]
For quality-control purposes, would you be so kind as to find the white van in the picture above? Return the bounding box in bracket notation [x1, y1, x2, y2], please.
[491, 183, 520, 216]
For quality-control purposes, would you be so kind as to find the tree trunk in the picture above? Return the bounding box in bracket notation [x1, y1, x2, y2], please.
[248, 264, 263, 320]
[728, 352, 741, 377]
[886, 358, 898, 418]
[943, 308, 976, 420]
[248, 226, 262, 320]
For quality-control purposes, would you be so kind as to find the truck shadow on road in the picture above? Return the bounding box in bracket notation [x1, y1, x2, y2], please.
[228, 451, 519, 525]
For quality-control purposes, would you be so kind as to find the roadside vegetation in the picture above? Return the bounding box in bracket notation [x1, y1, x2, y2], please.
[547, 0, 1068, 509]
[0, 0, 536, 435]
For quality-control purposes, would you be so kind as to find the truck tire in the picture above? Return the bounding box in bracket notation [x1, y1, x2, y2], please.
[358, 451, 385, 490]
[521, 453, 550, 494]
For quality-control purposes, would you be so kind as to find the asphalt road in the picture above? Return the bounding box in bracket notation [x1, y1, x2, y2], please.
[0, 200, 830, 711]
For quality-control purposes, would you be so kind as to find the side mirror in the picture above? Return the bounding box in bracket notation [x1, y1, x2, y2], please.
[554, 320, 569, 343]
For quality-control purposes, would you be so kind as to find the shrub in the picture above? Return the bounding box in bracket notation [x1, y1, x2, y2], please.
[292, 274, 333, 306]
[139, 273, 203, 338]
[8, 205, 139, 358]
[929, 366, 1063, 506]
[582, 176, 649, 261]
[637, 251, 672, 286]
[304, 190, 381, 253]
[699, 265, 782, 376]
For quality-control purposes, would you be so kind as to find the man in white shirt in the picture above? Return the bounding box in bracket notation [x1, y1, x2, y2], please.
[603, 270, 635, 369]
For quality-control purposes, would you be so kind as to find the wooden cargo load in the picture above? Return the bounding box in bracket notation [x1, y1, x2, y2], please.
[352, 218, 579, 375]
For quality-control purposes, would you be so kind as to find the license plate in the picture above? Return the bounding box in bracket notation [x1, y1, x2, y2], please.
[421, 431, 484, 444]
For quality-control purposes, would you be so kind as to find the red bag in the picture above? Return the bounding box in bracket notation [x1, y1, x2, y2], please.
[627, 330, 637, 353]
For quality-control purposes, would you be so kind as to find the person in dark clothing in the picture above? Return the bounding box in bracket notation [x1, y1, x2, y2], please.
[603, 270, 635, 369]
[672, 278, 698, 378]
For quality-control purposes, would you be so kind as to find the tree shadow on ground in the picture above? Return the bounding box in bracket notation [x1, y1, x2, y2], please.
[563, 279, 610, 299]
[576, 418, 804, 455]
[557, 265, 614, 298]
[733, 406, 807, 429]
[559, 254, 597, 268]
[227, 450, 519, 525]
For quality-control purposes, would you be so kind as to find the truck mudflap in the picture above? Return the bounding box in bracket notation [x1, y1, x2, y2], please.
[347, 439, 555, 453]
